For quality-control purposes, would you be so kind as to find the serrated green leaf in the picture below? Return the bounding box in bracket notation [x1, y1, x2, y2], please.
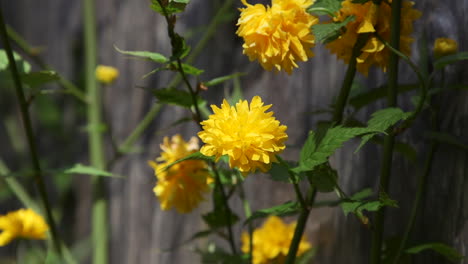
[406, 243, 464, 262]
[349, 83, 418, 110]
[312, 15, 355, 44]
[171, 33, 190, 60]
[21, 71, 59, 88]
[307, 163, 338, 192]
[341, 189, 397, 216]
[434, 51, 468, 69]
[150, 0, 189, 16]
[424, 131, 468, 150]
[293, 126, 381, 173]
[244, 201, 301, 224]
[63, 164, 120, 178]
[204, 72, 245, 87]
[152, 87, 205, 108]
[163, 151, 214, 171]
[355, 108, 411, 152]
[307, 0, 343, 16]
[114, 45, 168, 63]
[350, 188, 373, 200]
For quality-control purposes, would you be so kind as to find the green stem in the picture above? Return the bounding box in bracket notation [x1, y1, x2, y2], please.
[239, 183, 253, 264]
[332, 33, 370, 124]
[0, 7, 62, 255]
[370, 0, 402, 263]
[391, 142, 437, 264]
[6, 25, 87, 103]
[212, 165, 237, 254]
[284, 187, 317, 264]
[83, 0, 108, 263]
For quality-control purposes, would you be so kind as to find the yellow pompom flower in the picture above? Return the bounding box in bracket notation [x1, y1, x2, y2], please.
[95, 65, 119, 84]
[0, 209, 49, 246]
[241, 216, 311, 264]
[326, 0, 421, 75]
[148, 135, 211, 213]
[433, 38, 458, 58]
[236, 0, 319, 74]
[198, 96, 288, 175]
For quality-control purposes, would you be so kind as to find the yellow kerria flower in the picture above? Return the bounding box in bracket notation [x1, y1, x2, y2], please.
[326, 0, 421, 75]
[0, 209, 49, 246]
[95, 65, 119, 84]
[148, 135, 211, 213]
[433, 38, 458, 58]
[236, 0, 319, 74]
[241, 216, 311, 264]
[198, 96, 288, 175]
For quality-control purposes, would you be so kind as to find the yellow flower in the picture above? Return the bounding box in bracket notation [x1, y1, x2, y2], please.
[148, 135, 211, 213]
[236, 0, 319, 74]
[326, 0, 421, 75]
[0, 209, 49, 246]
[95, 65, 119, 84]
[433, 38, 458, 58]
[241, 216, 311, 264]
[198, 96, 288, 175]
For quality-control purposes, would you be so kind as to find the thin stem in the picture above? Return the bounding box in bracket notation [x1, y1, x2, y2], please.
[6, 25, 87, 103]
[83, 0, 108, 263]
[239, 183, 253, 264]
[370, 0, 402, 263]
[212, 164, 237, 254]
[0, 6, 62, 255]
[284, 187, 317, 264]
[332, 33, 370, 124]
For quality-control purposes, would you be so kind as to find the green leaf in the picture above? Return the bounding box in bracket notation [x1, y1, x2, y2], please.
[177, 62, 204, 76]
[434, 51, 468, 69]
[356, 108, 411, 152]
[204, 72, 245, 87]
[227, 75, 243, 105]
[197, 244, 248, 264]
[406, 243, 464, 262]
[306, 162, 338, 193]
[0, 49, 31, 73]
[293, 126, 381, 173]
[424, 131, 468, 150]
[349, 83, 418, 111]
[63, 164, 120, 178]
[312, 15, 355, 44]
[341, 189, 398, 216]
[114, 45, 168, 63]
[244, 201, 301, 224]
[296, 248, 317, 264]
[203, 210, 239, 229]
[269, 161, 292, 183]
[150, 0, 190, 16]
[307, 0, 343, 16]
[171, 33, 190, 60]
[21, 71, 60, 88]
[152, 87, 205, 108]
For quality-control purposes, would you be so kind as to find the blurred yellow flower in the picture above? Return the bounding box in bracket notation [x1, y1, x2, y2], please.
[95, 65, 119, 84]
[0, 209, 49, 246]
[241, 216, 311, 264]
[433, 38, 458, 58]
[326, 0, 421, 75]
[198, 96, 288, 175]
[148, 135, 211, 213]
[236, 0, 319, 74]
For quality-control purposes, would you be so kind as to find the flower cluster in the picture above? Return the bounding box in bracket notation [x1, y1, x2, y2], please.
[198, 96, 288, 175]
[0, 209, 49, 246]
[433, 37, 458, 58]
[241, 216, 311, 264]
[326, 0, 421, 75]
[148, 135, 212, 213]
[236, 0, 319, 74]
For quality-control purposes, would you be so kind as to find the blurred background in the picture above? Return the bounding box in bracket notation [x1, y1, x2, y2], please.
[1, 0, 467, 263]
